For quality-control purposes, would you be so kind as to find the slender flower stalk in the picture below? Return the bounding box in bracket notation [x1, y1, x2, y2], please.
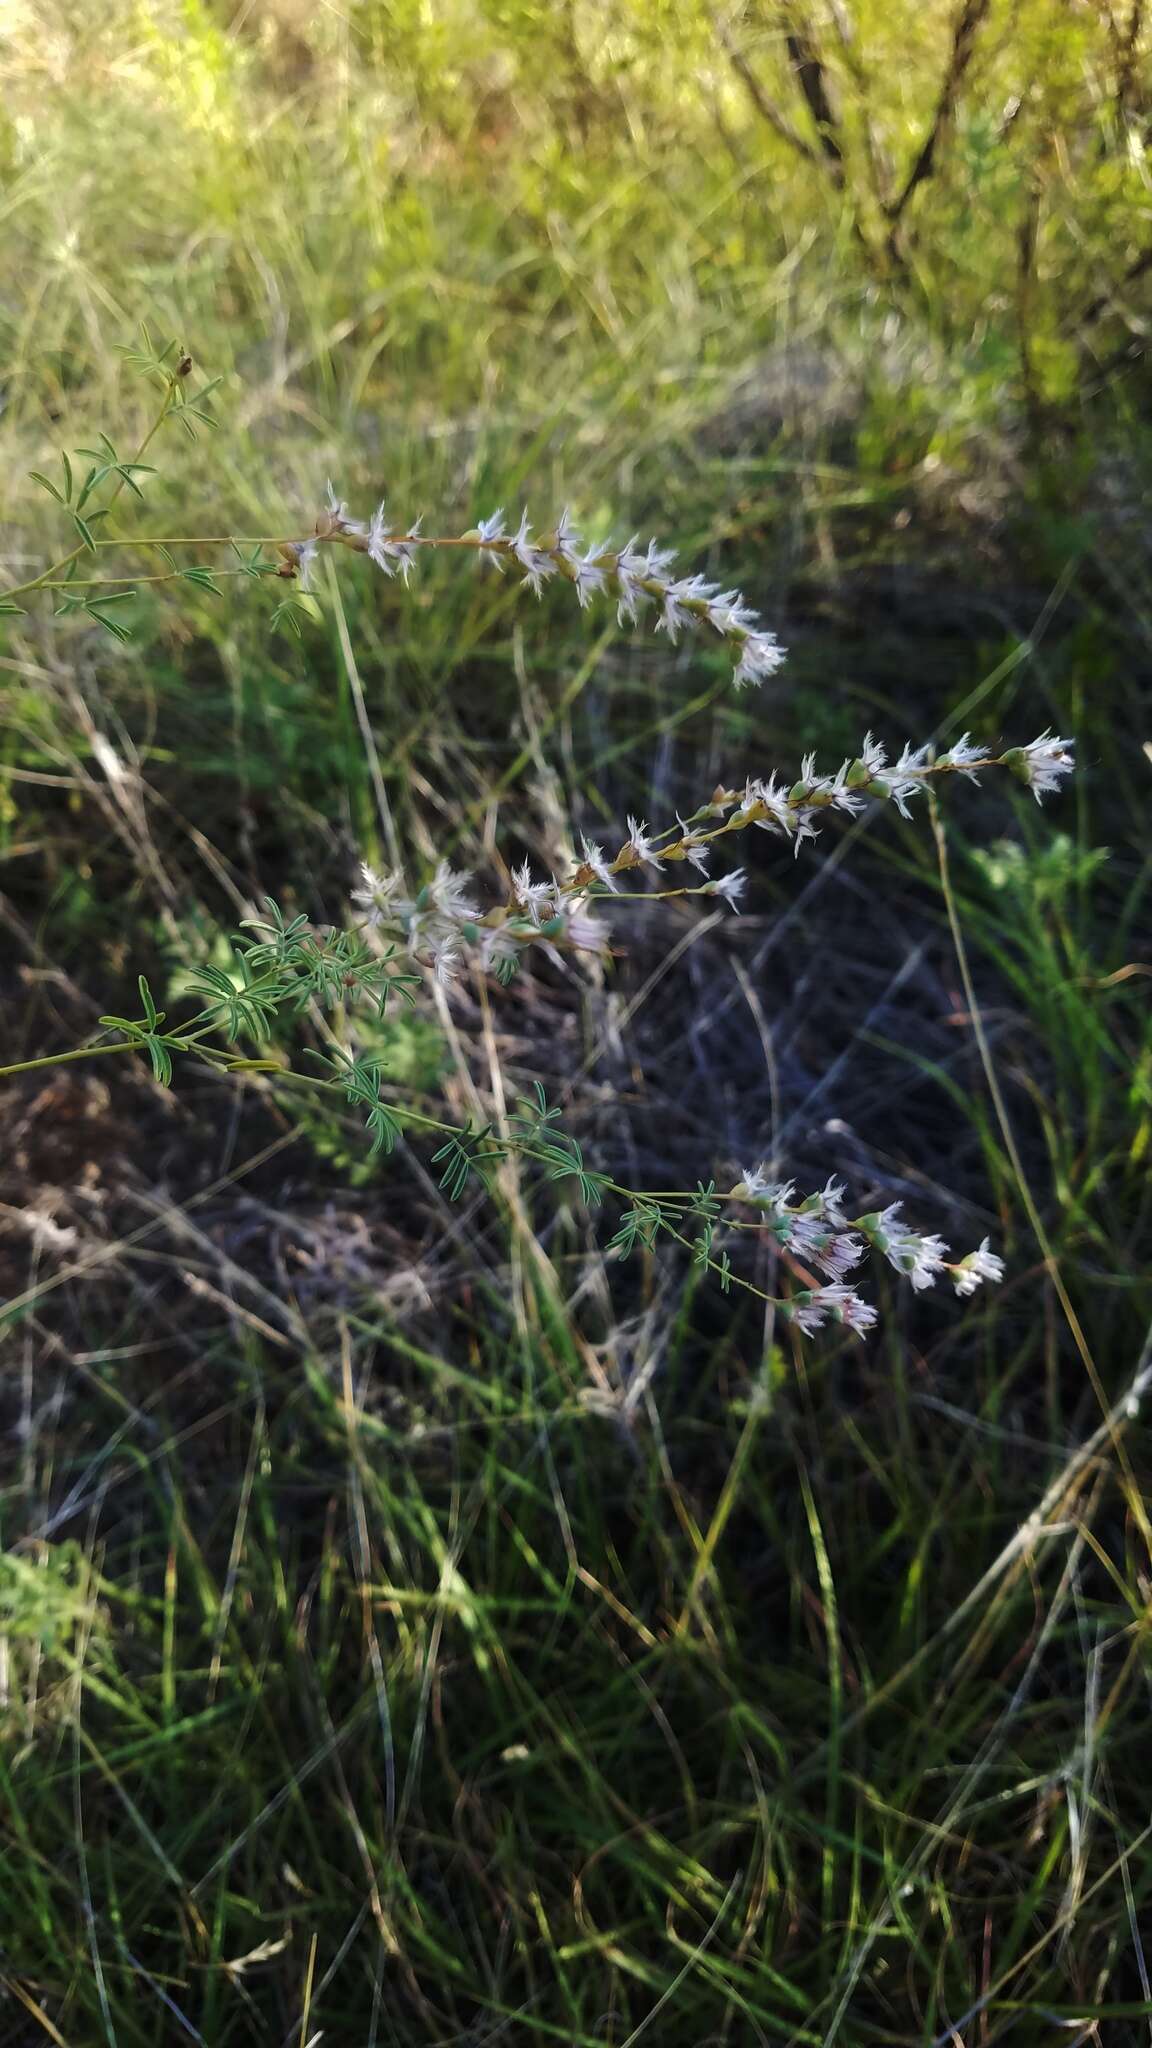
[273, 493, 787, 690]
[345, 728, 1075, 993]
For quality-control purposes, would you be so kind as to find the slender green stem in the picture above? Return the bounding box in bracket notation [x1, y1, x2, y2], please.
[929, 792, 1150, 1544]
[0, 1041, 139, 1082]
[673, 1364, 775, 1637]
[33, 568, 260, 592]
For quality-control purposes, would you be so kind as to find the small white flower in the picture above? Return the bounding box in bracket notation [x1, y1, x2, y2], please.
[815, 1177, 848, 1224]
[817, 1285, 878, 1334]
[351, 863, 404, 925]
[613, 538, 650, 625]
[870, 1204, 949, 1290]
[734, 1166, 793, 1203]
[701, 868, 747, 910]
[579, 836, 618, 891]
[657, 574, 717, 642]
[367, 504, 423, 580]
[367, 503, 394, 574]
[951, 1237, 1005, 1297]
[674, 816, 711, 872]
[859, 732, 887, 778]
[480, 926, 521, 973]
[294, 538, 320, 589]
[429, 861, 479, 922]
[882, 741, 932, 817]
[939, 733, 989, 782]
[790, 808, 821, 856]
[324, 480, 366, 536]
[828, 761, 867, 815]
[642, 537, 677, 580]
[563, 904, 607, 953]
[431, 936, 463, 987]
[626, 815, 663, 867]
[740, 774, 792, 835]
[785, 1284, 877, 1335]
[783, 1210, 829, 1260]
[551, 507, 582, 567]
[733, 630, 787, 689]
[1018, 731, 1075, 802]
[476, 509, 507, 571]
[573, 544, 610, 609]
[705, 589, 759, 637]
[510, 511, 557, 596]
[786, 1292, 828, 1336]
[510, 860, 559, 923]
[814, 1232, 865, 1283]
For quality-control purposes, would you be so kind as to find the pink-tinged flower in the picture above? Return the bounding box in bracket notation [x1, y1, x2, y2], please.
[951, 1238, 1005, 1297]
[784, 1283, 877, 1334]
[785, 1291, 828, 1335]
[818, 1285, 878, 1334]
[813, 1232, 866, 1283]
[781, 1210, 827, 1260]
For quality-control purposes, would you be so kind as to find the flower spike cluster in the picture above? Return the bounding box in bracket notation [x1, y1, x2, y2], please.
[283, 489, 787, 690]
[352, 860, 605, 988]
[730, 1171, 1006, 1332]
[348, 727, 1075, 990]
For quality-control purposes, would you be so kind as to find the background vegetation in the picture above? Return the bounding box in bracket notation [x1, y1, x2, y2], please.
[1, 1, 1151, 2041]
